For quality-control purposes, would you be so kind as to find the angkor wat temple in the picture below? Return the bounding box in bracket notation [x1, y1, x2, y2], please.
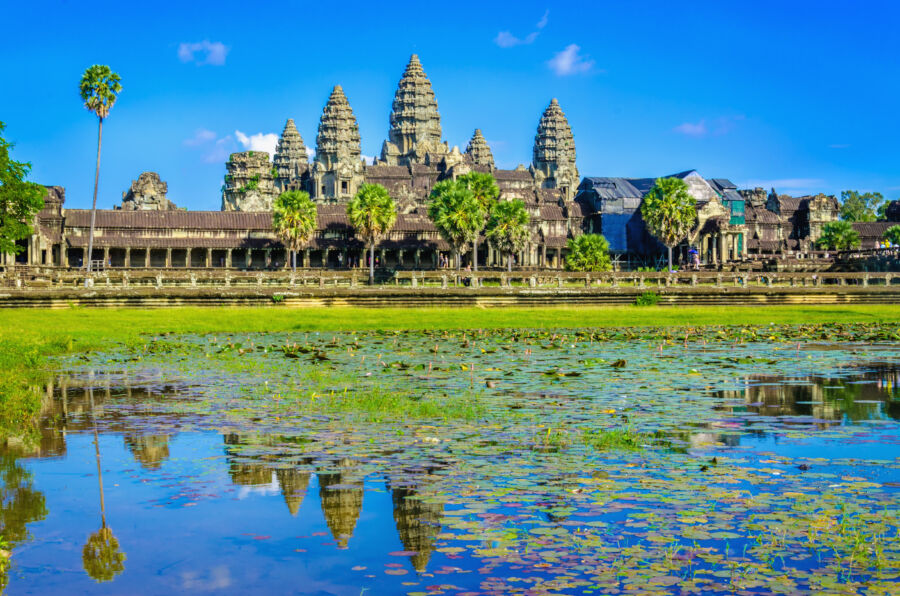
[5, 54, 898, 272]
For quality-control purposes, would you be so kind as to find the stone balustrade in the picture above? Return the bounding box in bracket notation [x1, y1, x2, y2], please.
[0, 268, 896, 292]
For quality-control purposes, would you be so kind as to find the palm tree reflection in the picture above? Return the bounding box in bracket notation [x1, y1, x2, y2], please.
[82, 385, 125, 582]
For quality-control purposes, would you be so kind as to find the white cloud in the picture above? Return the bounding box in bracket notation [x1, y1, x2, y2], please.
[673, 115, 744, 137]
[206, 136, 233, 163]
[547, 44, 594, 76]
[183, 128, 217, 147]
[361, 155, 374, 165]
[305, 147, 315, 159]
[178, 41, 229, 66]
[674, 121, 708, 137]
[183, 129, 234, 163]
[495, 31, 539, 48]
[235, 130, 278, 159]
[495, 10, 549, 48]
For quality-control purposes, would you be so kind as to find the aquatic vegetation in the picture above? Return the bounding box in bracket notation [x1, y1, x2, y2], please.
[1, 309, 899, 593]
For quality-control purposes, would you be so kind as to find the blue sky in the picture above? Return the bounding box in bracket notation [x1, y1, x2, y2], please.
[2, 0, 898, 210]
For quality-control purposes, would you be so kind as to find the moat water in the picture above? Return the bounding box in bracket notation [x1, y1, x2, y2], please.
[2, 331, 899, 594]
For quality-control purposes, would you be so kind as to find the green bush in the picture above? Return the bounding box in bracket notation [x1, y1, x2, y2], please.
[635, 291, 660, 306]
[565, 234, 612, 272]
[271, 294, 285, 304]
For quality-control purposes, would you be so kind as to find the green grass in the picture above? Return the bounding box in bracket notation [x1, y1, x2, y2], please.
[582, 427, 647, 451]
[1, 304, 897, 440]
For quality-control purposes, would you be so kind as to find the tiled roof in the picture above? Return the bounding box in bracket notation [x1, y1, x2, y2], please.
[745, 205, 782, 224]
[539, 205, 566, 220]
[365, 165, 410, 178]
[64, 209, 274, 230]
[852, 221, 894, 239]
[494, 169, 532, 182]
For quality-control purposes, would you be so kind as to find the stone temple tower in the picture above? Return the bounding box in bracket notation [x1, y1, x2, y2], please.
[531, 98, 579, 200]
[379, 54, 448, 166]
[312, 85, 364, 202]
[274, 119, 308, 177]
[465, 129, 494, 169]
[273, 118, 309, 193]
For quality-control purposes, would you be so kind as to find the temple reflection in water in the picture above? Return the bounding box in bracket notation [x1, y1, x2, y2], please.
[3, 366, 897, 582]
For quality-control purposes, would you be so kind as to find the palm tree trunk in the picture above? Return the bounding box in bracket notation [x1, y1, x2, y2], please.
[291, 250, 296, 273]
[473, 238, 478, 272]
[369, 244, 375, 285]
[455, 248, 460, 272]
[508, 251, 513, 272]
[667, 245, 673, 273]
[86, 117, 103, 281]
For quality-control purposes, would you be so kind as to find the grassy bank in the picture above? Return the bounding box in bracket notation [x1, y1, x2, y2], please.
[1, 304, 898, 439]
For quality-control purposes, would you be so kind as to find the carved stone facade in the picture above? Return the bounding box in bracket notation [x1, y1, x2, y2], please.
[221, 151, 277, 212]
[119, 172, 177, 211]
[311, 85, 365, 203]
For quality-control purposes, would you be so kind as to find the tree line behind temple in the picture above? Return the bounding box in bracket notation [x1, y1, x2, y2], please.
[2, 65, 900, 275]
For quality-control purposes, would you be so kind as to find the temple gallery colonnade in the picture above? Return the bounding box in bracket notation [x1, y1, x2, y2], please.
[1, 240, 568, 271]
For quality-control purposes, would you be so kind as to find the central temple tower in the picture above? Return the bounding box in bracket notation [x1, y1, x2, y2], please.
[379, 54, 449, 166]
[531, 98, 579, 200]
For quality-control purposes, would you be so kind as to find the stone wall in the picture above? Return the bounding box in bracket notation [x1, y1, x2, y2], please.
[221, 152, 277, 212]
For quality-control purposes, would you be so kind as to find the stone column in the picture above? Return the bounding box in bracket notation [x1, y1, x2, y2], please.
[719, 234, 727, 264]
[165, 248, 172, 268]
[398, 249, 404, 267]
[144, 249, 150, 268]
[415, 249, 421, 269]
[186, 248, 192, 268]
[103, 247, 110, 268]
[379, 248, 386, 268]
[711, 236, 718, 265]
[303, 248, 310, 268]
[62, 245, 69, 268]
[206, 248, 212, 268]
[226, 249, 232, 268]
[125, 247, 131, 268]
[265, 249, 272, 269]
[323, 248, 329, 268]
[245, 249, 252, 269]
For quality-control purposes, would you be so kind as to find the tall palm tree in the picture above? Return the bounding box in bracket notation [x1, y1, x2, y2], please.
[427, 180, 483, 271]
[347, 184, 397, 285]
[485, 199, 530, 272]
[640, 177, 696, 272]
[273, 190, 317, 272]
[457, 172, 499, 271]
[79, 65, 122, 280]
